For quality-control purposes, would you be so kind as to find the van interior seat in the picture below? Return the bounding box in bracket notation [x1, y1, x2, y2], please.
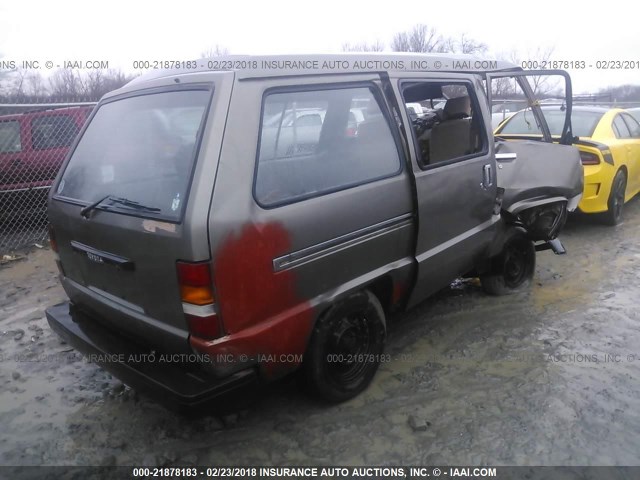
[442, 96, 471, 120]
[429, 96, 473, 164]
[356, 113, 388, 143]
[352, 114, 399, 177]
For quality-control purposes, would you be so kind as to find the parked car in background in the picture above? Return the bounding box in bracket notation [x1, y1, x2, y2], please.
[492, 111, 516, 129]
[496, 106, 640, 225]
[261, 106, 367, 158]
[0, 106, 93, 219]
[491, 101, 529, 129]
[45, 54, 582, 407]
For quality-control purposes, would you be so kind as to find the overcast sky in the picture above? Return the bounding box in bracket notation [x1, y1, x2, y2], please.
[1, 0, 638, 94]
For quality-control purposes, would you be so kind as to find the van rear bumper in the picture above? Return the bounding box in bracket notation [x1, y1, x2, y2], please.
[45, 302, 257, 408]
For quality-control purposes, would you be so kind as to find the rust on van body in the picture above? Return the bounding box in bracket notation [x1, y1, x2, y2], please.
[191, 222, 314, 378]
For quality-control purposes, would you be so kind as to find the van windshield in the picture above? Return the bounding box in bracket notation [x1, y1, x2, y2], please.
[55, 89, 211, 221]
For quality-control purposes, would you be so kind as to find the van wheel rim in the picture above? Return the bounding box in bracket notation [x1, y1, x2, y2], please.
[504, 243, 530, 288]
[326, 314, 374, 385]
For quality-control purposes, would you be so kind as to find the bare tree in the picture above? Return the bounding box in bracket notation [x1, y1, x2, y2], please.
[49, 68, 134, 99]
[498, 47, 557, 96]
[25, 71, 47, 97]
[0, 58, 133, 100]
[491, 76, 518, 98]
[597, 84, 640, 103]
[342, 40, 385, 52]
[489, 49, 520, 98]
[527, 46, 556, 96]
[488, 46, 563, 119]
[391, 24, 444, 53]
[49, 69, 81, 96]
[437, 37, 457, 54]
[79, 69, 104, 98]
[9, 68, 29, 97]
[0, 54, 13, 93]
[390, 32, 411, 52]
[200, 45, 230, 58]
[102, 70, 136, 94]
[389, 25, 487, 55]
[458, 34, 488, 55]
[79, 69, 136, 98]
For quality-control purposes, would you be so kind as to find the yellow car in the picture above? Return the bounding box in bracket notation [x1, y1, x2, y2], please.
[495, 106, 640, 225]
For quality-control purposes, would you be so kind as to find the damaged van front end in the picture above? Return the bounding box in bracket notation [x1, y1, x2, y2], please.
[495, 140, 583, 247]
[487, 70, 583, 254]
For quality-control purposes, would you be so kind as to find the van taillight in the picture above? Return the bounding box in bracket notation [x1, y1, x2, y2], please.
[580, 151, 600, 165]
[176, 261, 222, 340]
[48, 224, 58, 253]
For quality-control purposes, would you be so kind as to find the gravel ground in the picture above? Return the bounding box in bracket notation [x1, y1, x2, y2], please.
[1, 201, 640, 467]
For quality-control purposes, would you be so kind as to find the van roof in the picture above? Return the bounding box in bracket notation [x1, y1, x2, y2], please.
[129, 53, 521, 85]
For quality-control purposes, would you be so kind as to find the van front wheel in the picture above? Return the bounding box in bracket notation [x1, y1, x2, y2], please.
[303, 291, 386, 402]
[481, 232, 536, 295]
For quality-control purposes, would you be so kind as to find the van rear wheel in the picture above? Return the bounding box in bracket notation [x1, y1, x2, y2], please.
[303, 290, 386, 403]
[481, 231, 535, 295]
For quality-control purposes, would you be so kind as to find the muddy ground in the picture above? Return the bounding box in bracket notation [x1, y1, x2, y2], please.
[1, 202, 640, 468]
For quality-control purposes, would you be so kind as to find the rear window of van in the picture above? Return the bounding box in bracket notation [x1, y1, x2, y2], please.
[55, 89, 210, 221]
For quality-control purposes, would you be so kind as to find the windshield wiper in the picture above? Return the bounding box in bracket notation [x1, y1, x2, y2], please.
[80, 194, 161, 218]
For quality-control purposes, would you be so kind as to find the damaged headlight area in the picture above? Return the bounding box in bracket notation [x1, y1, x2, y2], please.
[518, 201, 568, 241]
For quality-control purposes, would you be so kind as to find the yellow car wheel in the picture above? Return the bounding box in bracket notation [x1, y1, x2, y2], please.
[604, 170, 627, 226]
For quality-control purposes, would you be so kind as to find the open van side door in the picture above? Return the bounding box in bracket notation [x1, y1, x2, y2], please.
[484, 70, 583, 241]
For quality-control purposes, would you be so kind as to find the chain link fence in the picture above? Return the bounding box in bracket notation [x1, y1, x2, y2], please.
[0, 101, 95, 254]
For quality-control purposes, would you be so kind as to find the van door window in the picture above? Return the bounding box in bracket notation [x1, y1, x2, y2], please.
[255, 86, 401, 207]
[488, 70, 573, 145]
[31, 115, 80, 150]
[401, 82, 486, 168]
[0, 121, 21, 153]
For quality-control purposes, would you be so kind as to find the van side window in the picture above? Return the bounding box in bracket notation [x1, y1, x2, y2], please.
[402, 82, 485, 167]
[255, 87, 401, 207]
[31, 115, 80, 150]
[0, 121, 21, 153]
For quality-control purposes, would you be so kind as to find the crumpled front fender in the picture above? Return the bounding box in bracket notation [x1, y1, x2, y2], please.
[495, 140, 583, 241]
[496, 140, 583, 213]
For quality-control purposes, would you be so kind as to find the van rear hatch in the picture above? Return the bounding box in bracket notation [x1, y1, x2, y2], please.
[49, 77, 229, 353]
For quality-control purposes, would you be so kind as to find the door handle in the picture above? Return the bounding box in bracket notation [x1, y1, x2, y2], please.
[495, 153, 517, 161]
[482, 164, 493, 189]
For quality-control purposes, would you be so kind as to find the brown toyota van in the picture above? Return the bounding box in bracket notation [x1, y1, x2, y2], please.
[45, 54, 583, 406]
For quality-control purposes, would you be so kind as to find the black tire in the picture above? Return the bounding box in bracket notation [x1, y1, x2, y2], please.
[303, 290, 386, 403]
[603, 170, 627, 226]
[481, 231, 536, 295]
